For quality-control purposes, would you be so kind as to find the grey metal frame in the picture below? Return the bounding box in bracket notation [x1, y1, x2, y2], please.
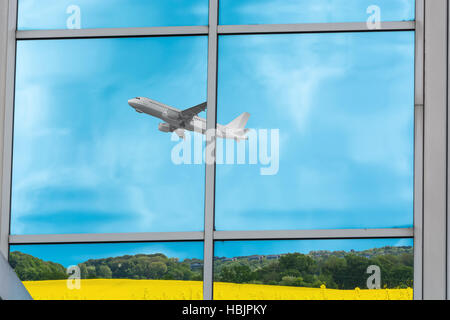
[203, 0, 219, 301]
[423, 0, 448, 300]
[0, 0, 431, 300]
[448, 0, 450, 300]
[414, 0, 425, 301]
[0, 0, 16, 259]
[0, 0, 8, 259]
[0, 250, 32, 299]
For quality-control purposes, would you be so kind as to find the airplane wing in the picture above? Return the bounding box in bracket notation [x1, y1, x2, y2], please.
[180, 102, 207, 120]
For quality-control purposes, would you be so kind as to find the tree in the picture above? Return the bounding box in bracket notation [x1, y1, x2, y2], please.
[86, 266, 97, 279]
[10, 251, 67, 281]
[148, 262, 168, 279]
[219, 265, 253, 283]
[321, 256, 347, 289]
[79, 263, 88, 279]
[279, 253, 315, 275]
[97, 265, 112, 279]
[340, 255, 370, 289]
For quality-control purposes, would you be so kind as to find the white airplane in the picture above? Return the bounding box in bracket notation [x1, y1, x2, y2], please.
[128, 97, 250, 141]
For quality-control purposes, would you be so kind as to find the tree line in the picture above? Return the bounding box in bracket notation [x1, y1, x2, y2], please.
[10, 246, 413, 289]
[77, 253, 203, 281]
[214, 247, 413, 289]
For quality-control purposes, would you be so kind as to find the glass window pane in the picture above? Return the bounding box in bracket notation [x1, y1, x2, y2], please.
[219, 0, 415, 25]
[216, 32, 414, 231]
[18, 0, 208, 30]
[12, 37, 207, 234]
[214, 239, 413, 300]
[10, 242, 203, 300]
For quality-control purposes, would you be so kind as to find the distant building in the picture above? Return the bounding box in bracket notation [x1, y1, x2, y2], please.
[247, 255, 264, 261]
[213, 257, 226, 261]
[190, 263, 203, 270]
[223, 258, 237, 262]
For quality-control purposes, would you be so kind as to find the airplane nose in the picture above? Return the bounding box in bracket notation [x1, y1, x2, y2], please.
[128, 99, 137, 108]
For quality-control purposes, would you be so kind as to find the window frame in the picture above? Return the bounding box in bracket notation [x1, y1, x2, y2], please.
[0, 0, 435, 300]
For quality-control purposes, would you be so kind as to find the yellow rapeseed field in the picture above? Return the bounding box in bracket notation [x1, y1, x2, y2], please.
[22, 279, 413, 300]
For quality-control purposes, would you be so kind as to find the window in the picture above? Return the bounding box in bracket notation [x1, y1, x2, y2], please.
[219, 0, 415, 25]
[10, 242, 203, 300]
[18, 0, 209, 30]
[12, 37, 207, 234]
[214, 239, 413, 300]
[3, 0, 420, 300]
[216, 32, 415, 231]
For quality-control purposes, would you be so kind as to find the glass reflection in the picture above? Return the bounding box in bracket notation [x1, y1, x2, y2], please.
[219, 0, 415, 25]
[214, 239, 413, 300]
[12, 37, 207, 234]
[18, 0, 208, 30]
[10, 242, 204, 300]
[216, 32, 414, 231]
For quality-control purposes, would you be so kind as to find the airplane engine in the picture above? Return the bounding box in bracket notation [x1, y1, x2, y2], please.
[158, 123, 172, 133]
[174, 129, 185, 139]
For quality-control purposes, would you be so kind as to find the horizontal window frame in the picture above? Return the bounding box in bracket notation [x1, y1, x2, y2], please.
[16, 20, 415, 40]
[9, 228, 413, 245]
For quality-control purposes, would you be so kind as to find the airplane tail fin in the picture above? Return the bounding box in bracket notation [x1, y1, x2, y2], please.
[226, 112, 250, 130]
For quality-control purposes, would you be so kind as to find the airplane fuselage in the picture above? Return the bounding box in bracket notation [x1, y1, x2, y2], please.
[128, 97, 207, 134]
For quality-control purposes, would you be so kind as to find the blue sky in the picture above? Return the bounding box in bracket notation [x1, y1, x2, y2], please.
[18, 0, 415, 29]
[216, 32, 415, 230]
[219, 0, 415, 25]
[215, 238, 413, 259]
[18, 0, 208, 29]
[12, 37, 208, 234]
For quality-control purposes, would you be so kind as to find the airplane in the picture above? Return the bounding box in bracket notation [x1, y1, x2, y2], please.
[128, 97, 250, 141]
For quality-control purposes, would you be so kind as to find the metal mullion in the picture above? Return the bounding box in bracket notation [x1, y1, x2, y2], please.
[448, 0, 450, 300]
[414, 104, 424, 300]
[16, 26, 209, 40]
[414, 0, 425, 301]
[203, 0, 218, 301]
[9, 231, 204, 245]
[218, 21, 415, 35]
[423, 0, 448, 300]
[0, 0, 17, 259]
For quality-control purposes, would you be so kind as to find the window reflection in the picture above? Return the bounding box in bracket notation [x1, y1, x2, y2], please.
[219, 0, 415, 25]
[214, 239, 413, 300]
[216, 32, 414, 231]
[12, 37, 207, 235]
[10, 242, 204, 300]
[18, 0, 208, 30]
